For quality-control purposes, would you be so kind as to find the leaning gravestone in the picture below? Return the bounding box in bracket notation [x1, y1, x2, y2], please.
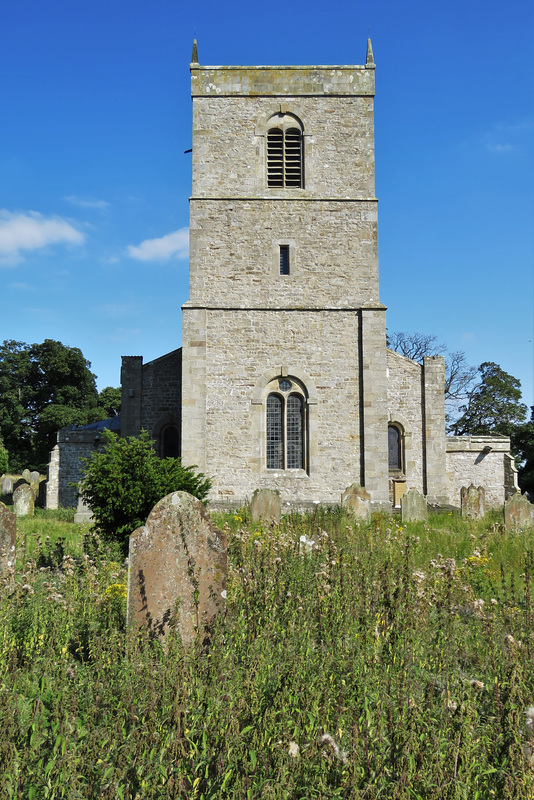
[461, 484, 485, 519]
[341, 484, 371, 521]
[22, 469, 31, 483]
[13, 484, 35, 517]
[504, 493, 534, 530]
[251, 488, 281, 522]
[1, 476, 13, 495]
[127, 492, 227, 645]
[0, 502, 16, 579]
[401, 488, 427, 522]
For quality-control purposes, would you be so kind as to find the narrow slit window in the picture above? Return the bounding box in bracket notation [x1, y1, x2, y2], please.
[279, 245, 290, 275]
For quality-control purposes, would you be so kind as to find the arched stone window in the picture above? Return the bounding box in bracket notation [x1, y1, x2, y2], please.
[388, 423, 403, 473]
[266, 114, 303, 188]
[161, 424, 180, 459]
[266, 377, 307, 470]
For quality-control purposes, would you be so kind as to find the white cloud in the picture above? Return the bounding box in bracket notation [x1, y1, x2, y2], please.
[98, 303, 134, 318]
[0, 209, 85, 265]
[487, 143, 514, 155]
[127, 227, 189, 261]
[64, 195, 110, 210]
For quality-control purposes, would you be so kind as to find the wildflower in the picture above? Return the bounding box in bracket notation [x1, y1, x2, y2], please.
[319, 733, 348, 764]
[413, 571, 426, 582]
[505, 634, 515, 645]
[469, 679, 484, 691]
[297, 606, 303, 612]
[447, 700, 458, 712]
[490, 598, 498, 605]
[473, 599, 485, 612]
[288, 741, 299, 758]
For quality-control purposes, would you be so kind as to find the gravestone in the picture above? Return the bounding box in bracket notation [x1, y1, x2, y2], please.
[127, 491, 227, 645]
[13, 484, 35, 517]
[251, 488, 281, 522]
[0, 502, 16, 579]
[341, 484, 371, 521]
[401, 488, 427, 522]
[504, 493, 534, 530]
[29, 471, 40, 500]
[22, 469, 31, 483]
[461, 484, 485, 519]
[74, 496, 94, 524]
[1, 476, 13, 495]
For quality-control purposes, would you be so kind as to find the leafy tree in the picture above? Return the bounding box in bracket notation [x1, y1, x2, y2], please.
[450, 362, 527, 437]
[0, 439, 8, 475]
[97, 386, 121, 418]
[79, 430, 211, 552]
[388, 331, 477, 403]
[510, 407, 534, 495]
[0, 339, 103, 472]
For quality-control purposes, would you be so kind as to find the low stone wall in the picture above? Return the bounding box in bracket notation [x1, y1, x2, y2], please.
[446, 435, 515, 509]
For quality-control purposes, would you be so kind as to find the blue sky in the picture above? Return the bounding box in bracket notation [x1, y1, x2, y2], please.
[1, 0, 533, 409]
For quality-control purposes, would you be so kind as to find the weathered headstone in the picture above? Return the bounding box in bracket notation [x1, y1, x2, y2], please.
[401, 488, 427, 522]
[504, 493, 534, 530]
[74, 496, 94, 524]
[13, 483, 35, 517]
[29, 471, 40, 500]
[341, 484, 371, 521]
[251, 488, 281, 523]
[0, 502, 16, 580]
[127, 491, 227, 645]
[1, 476, 13, 495]
[461, 484, 485, 519]
[22, 469, 31, 483]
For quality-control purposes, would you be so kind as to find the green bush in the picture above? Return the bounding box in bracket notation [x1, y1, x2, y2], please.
[79, 430, 211, 550]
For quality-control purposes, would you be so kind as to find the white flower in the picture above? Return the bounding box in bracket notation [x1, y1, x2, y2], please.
[288, 741, 299, 758]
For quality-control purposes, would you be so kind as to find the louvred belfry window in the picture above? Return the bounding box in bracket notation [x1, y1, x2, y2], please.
[267, 119, 303, 188]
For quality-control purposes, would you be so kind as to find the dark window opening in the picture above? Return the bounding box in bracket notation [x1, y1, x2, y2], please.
[280, 245, 290, 275]
[161, 425, 180, 459]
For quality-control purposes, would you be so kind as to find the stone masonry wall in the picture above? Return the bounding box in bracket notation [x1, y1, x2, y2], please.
[386, 349, 424, 494]
[189, 199, 378, 309]
[140, 349, 182, 452]
[191, 95, 375, 200]
[183, 307, 363, 508]
[446, 436, 511, 508]
[55, 430, 100, 508]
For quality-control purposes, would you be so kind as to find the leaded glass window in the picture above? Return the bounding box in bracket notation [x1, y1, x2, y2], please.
[388, 424, 402, 471]
[287, 394, 304, 469]
[266, 380, 307, 471]
[267, 394, 283, 469]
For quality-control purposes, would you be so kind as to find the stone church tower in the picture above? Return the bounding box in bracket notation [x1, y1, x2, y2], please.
[182, 40, 391, 509]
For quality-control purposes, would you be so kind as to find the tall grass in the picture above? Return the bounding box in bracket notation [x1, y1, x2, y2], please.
[0, 508, 533, 798]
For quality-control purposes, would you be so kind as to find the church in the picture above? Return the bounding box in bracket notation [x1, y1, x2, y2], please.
[47, 41, 517, 512]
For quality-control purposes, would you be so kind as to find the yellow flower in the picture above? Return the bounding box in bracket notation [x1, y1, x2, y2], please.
[104, 583, 128, 600]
